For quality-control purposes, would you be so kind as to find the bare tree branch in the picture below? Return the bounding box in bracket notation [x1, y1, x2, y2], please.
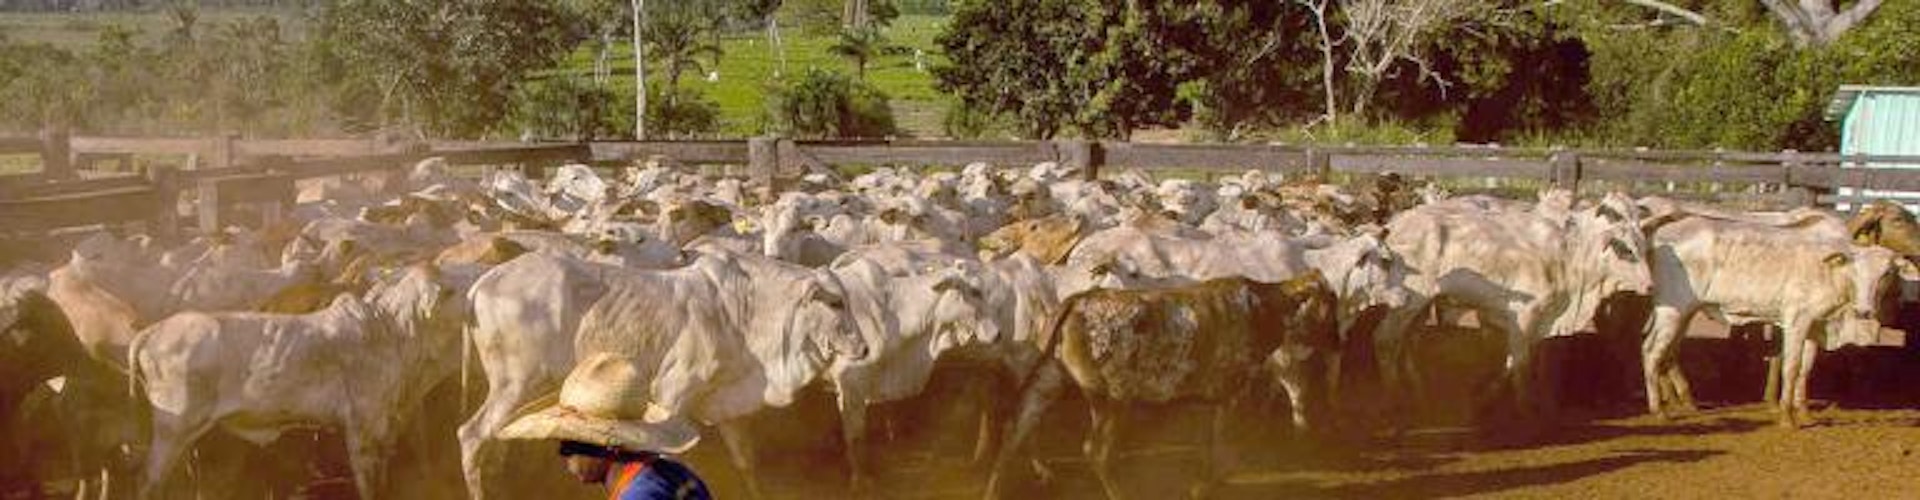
[1620, 0, 1711, 25]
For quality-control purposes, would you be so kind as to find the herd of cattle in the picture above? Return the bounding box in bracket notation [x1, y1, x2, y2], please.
[4, 157, 1920, 499]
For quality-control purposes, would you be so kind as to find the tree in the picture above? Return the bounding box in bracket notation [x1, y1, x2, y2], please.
[633, 0, 648, 139]
[1761, 0, 1886, 47]
[1333, 0, 1497, 117]
[936, 0, 1192, 140]
[644, 4, 724, 91]
[767, 68, 897, 138]
[312, 0, 581, 137]
[829, 25, 884, 79]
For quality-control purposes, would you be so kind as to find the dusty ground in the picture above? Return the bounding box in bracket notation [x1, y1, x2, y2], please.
[682, 400, 1920, 500]
[14, 324, 1920, 500]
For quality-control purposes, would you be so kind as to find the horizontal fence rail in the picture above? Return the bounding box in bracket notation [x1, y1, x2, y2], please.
[6, 130, 1920, 236]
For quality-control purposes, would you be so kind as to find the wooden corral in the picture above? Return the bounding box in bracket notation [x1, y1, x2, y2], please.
[9, 132, 1920, 235]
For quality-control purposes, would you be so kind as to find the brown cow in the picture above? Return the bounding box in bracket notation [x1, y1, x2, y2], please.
[982, 273, 1338, 500]
[1847, 199, 1920, 257]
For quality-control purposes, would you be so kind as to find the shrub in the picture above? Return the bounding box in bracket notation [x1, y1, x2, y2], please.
[505, 75, 623, 140]
[647, 86, 723, 139]
[765, 68, 898, 139]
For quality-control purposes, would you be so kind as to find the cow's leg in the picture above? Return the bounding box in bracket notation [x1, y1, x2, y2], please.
[1484, 308, 1545, 431]
[140, 411, 213, 500]
[983, 362, 1070, 500]
[1086, 397, 1125, 500]
[835, 390, 874, 495]
[1190, 399, 1239, 500]
[1370, 304, 1427, 436]
[342, 411, 397, 500]
[1639, 305, 1691, 419]
[1774, 319, 1815, 429]
[965, 373, 1003, 467]
[1792, 335, 1821, 427]
[716, 418, 767, 500]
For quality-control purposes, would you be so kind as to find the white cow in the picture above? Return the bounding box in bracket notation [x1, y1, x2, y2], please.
[569, 249, 868, 500]
[460, 250, 865, 500]
[823, 255, 999, 490]
[131, 264, 476, 499]
[1640, 216, 1915, 427]
[1372, 192, 1652, 430]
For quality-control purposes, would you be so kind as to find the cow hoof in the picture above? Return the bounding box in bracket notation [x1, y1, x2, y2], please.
[1776, 415, 1801, 429]
[1028, 458, 1055, 484]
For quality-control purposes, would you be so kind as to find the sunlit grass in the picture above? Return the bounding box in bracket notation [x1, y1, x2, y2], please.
[551, 15, 951, 138]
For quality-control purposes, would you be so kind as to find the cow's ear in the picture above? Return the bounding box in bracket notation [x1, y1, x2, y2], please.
[930, 274, 968, 294]
[1898, 258, 1920, 281]
[1825, 252, 1852, 268]
[810, 285, 846, 308]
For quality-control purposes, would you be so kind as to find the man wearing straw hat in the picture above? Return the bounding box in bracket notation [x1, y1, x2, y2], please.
[500, 353, 713, 500]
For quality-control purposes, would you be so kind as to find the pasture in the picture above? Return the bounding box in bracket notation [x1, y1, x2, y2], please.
[546, 14, 952, 137]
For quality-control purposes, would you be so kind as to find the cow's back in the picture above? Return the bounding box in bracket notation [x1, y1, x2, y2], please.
[1058, 281, 1261, 403]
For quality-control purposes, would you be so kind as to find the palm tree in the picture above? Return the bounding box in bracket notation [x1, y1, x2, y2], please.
[829, 25, 884, 79]
[644, 5, 724, 93]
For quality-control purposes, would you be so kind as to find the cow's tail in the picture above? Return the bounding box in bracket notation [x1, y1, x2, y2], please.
[125, 327, 153, 401]
[461, 323, 475, 413]
[1011, 293, 1083, 398]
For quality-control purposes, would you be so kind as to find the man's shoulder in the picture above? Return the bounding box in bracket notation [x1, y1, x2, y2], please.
[619, 458, 711, 500]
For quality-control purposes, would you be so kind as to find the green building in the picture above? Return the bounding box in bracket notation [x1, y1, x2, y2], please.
[1828, 85, 1920, 211]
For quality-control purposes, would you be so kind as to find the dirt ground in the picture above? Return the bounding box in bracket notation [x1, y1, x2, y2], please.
[682, 399, 1920, 500]
[15, 322, 1920, 500]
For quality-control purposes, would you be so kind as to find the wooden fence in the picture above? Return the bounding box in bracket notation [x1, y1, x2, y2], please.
[6, 131, 1920, 238]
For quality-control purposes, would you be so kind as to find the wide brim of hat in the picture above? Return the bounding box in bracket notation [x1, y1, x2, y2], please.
[496, 392, 700, 454]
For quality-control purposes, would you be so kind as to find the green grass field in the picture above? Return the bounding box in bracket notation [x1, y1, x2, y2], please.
[4, 9, 952, 138]
[549, 15, 952, 138]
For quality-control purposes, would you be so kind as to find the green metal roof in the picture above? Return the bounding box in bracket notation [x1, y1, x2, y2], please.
[1828, 85, 1920, 121]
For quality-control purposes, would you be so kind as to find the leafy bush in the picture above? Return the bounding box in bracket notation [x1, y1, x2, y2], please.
[941, 98, 997, 139]
[505, 76, 624, 140]
[648, 86, 723, 139]
[765, 68, 898, 139]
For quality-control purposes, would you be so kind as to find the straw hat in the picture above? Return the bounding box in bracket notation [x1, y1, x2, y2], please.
[497, 353, 700, 453]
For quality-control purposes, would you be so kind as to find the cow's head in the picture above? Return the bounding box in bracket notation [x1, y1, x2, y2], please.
[1573, 192, 1654, 297]
[1829, 246, 1918, 328]
[925, 262, 1002, 345]
[366, 263, 474, 350]
[790, 272, 869, 364]
[1254, 272, 1340, 432]
[979, 215, 1085, 264]
[658, 199, 734, 246]
[1336, 227, 1410, 313]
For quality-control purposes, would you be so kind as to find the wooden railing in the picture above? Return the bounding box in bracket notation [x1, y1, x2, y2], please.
[5, 131, 1920, 237]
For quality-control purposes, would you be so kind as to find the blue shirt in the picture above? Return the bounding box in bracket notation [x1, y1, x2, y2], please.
[611, 456, 712, 500]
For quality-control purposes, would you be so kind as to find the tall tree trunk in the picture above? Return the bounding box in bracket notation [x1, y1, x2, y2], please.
[768, 15, 788, 77]
[1761, 0, 1887, 48]
[632, 0, 648, 140]
[595, 29, 614, 84]
[1309, 0, 1338, 125]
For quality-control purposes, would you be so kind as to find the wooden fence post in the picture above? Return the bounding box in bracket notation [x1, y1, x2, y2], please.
[147, 165, 180, 241]
[209, 132, 239, 170]
[749, 137, 779, 195]
[1306, 148, 1332, 181]
[39, 128, 73, 181]
[1061, 140, 1103, 181]
[1551, 149, 1581, 191]
[197, 178, 222, 235]
[1781, 149, 1819, 208]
